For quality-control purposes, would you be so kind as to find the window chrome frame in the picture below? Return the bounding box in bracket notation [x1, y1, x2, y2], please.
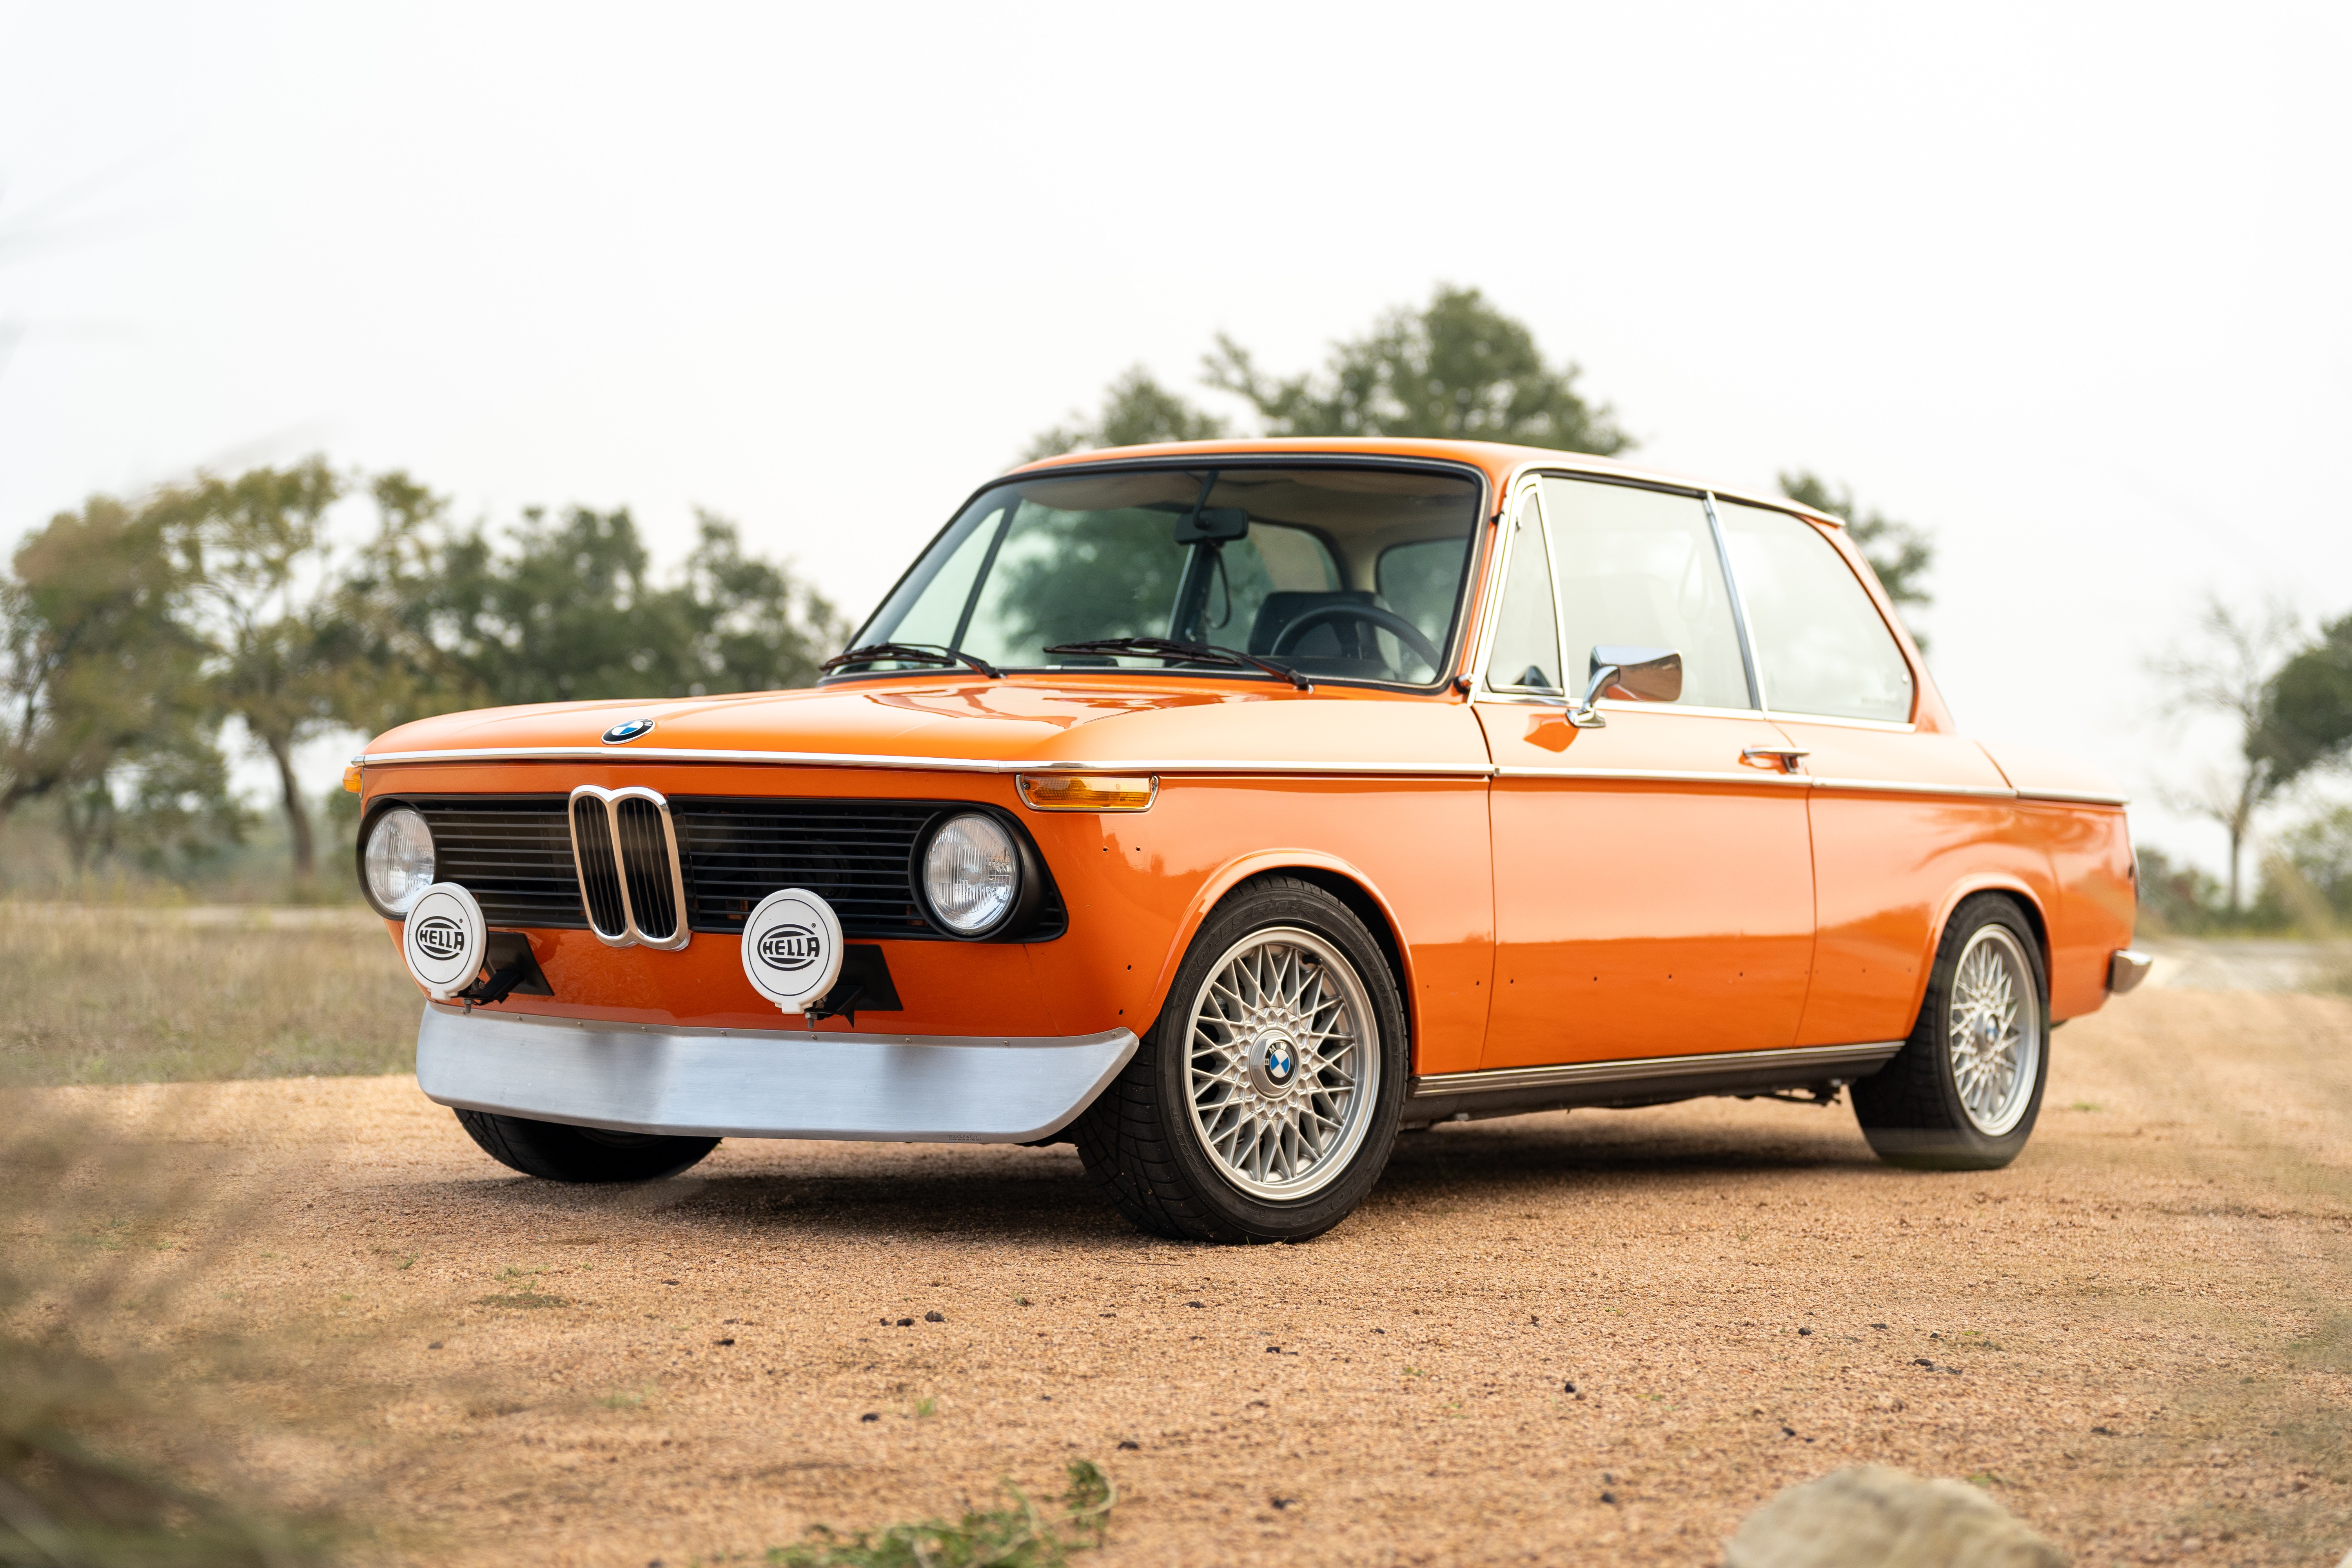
[567, 783, 693, 952]
[1473, 469, 1768, 714]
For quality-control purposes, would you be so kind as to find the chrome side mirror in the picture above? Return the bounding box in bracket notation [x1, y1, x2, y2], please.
[1565, 645, 1682, 728]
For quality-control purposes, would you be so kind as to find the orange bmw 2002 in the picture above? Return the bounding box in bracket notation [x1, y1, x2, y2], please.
[353, 439, 2147, 1243]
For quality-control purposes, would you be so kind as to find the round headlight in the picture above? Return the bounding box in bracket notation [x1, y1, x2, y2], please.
[921, 812, 1020, 936]
[363, 807, 436, 916]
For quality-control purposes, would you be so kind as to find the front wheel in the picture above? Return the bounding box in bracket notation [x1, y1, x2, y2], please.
[1073, 876, 1407, 1243]
[454, 1109, 719, 1183]
[1852, 895, 2049, 1171]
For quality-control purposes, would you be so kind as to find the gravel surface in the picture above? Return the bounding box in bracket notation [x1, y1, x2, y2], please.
[22, 985, 2352, 1567]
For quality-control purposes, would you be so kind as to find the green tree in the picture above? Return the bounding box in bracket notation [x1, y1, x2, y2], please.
[1204, 285, 1631, 452]
[1777, 472, 1934, 613]
[2253, 609, 2352, 787]
[0, 495, 233, 875]
[1024, 367, 1230, 461]
[156, 458, 358, 882]
[354, 493, 848, 713]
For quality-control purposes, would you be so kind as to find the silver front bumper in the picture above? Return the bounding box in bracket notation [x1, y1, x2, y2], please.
[416, 1003, 1137, 1143]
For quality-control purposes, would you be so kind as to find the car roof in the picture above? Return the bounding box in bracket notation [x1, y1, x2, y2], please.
[1007, 436, 1845, 528]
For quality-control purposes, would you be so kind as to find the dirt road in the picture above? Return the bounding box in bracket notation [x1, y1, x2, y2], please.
[24, 985, 2352, 1566]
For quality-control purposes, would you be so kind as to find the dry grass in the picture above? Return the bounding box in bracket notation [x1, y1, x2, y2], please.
[0, 905, 417, 1087]
[0, 1118, 348, 1565]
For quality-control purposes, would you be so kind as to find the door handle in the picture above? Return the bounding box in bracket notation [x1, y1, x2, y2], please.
[1740, 747, 1809, 773]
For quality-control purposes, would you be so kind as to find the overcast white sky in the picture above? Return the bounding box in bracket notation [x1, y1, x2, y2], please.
[3, 1, 2347, 877]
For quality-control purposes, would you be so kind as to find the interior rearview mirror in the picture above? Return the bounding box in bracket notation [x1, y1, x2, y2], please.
[1174, 506, 1251, 544]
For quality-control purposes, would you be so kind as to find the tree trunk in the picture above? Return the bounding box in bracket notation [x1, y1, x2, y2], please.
[265, 733, 316, 882]
[2226, 820, 2244, 913]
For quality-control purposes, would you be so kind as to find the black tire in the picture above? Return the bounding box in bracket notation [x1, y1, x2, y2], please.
[454, 1109, 719, 1183]
[1072, 875, 1408, 1243]
[1852, 894, 2050, 1171]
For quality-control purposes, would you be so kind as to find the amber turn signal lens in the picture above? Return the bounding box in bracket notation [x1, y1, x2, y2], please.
[341, 762, 364, 794]
[1016, 774, 1158, 812]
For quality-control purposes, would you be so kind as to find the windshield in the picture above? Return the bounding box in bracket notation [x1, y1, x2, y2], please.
[842, 465, 1483, 686]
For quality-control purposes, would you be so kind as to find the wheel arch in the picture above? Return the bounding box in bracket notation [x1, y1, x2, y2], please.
[1146, 851, 1419, 1059]
[1921, 877, 2052, 1011]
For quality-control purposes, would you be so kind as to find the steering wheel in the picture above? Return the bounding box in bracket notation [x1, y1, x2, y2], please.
[1272, 603, 1445, 676]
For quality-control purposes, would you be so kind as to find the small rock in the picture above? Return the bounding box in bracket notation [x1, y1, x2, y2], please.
[896, 1318, 914, 1327]
[859, 1412, 878, 1423]
[662, 1279, 679, 1286]
[1871, 1323, 1889, 1330]
[1187, 1301, 1205, 1308]
[1269, 1496, 1293, 1510]
[714, 1337, 735, 1346]
[1117, 1439, 1140, 1450]
[1723, 1464, 2065, 1568]
[427, 1341, 443, 1350]
[1601, 1490, 1618, 1505]
[1914, 1358, 1935, 1368]
[1798, 1327, 1814, 1337]
[1265, 1345, 1282, 1354]
[1563, 1379, 1577, 1394]
[924, 1310, 944, 1323]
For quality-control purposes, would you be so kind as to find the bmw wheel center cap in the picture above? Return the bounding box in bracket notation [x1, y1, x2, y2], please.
[1250, 1029, 1300, 1093]
[403, 882, 486, 1000]
[602, 717, 655, 744]
[740, 887, 844, 1016]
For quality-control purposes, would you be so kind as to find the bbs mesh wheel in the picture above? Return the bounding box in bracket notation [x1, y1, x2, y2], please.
[1073, 875, 1407, 1243]
[1852, 894, 2050, 1171]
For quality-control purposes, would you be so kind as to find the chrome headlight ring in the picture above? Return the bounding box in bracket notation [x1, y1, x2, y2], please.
[358, 802, 438, 918]
[910, 808, 1044, 940]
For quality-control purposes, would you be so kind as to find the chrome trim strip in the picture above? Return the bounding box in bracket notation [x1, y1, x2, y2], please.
[416, 1004, 1139, 1143]
[1702, 492, 1768, 712]
[1492, 766, 1810, 786]
[1410, 1041, 1905, 1097]
[2107, 949, 2154, 994]
[1809, 776, 2018, 799]
[1762, 711, 1918, 733]
[2017, 788, 2131, 807]
[359, 746, 1497, 777]
[566, 784, 693, 951]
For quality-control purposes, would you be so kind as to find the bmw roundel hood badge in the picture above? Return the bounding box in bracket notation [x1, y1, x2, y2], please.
[740, 888, 844, 1016]
[602, 718, 655, 744]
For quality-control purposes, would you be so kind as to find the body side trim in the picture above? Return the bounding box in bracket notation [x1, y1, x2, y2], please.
[1409, 1040, 1904, 1097]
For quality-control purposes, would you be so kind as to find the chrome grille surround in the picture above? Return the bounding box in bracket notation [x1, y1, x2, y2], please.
[567, 784, 692, 951]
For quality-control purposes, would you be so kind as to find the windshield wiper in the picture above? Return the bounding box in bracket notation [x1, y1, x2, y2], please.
[822, 641, 1004, 679]
[1043, 637, 1312, 691]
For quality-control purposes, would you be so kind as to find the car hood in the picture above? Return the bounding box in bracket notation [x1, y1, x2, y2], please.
[359, 677, 1487, 773]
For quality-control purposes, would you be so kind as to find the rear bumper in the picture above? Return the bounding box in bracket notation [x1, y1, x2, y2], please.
[2108, 948, 2154, 995]
[415, 1003, 1136, 1142]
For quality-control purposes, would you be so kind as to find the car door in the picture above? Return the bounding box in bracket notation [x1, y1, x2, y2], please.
[1476, 475, 1816, 1070]
[1712, 500, 2025, 1048]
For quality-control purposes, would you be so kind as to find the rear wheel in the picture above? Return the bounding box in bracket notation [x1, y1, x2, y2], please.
[1073, 876, 1406, 1243]
[1852, 895, 2049, 1171]
[454, 1109, 719, 1183]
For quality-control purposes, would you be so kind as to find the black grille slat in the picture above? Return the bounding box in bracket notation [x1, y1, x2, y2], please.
[614, 797, 678, 940]
[570, 796, 626, 936]
[390, 793, 1065, 942]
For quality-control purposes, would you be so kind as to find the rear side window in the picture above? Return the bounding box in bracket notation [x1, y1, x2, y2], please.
[1717, 501, 1915, 722]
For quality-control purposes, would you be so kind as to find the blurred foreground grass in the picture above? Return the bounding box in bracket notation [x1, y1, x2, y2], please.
[0, 904, 417, 1087]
